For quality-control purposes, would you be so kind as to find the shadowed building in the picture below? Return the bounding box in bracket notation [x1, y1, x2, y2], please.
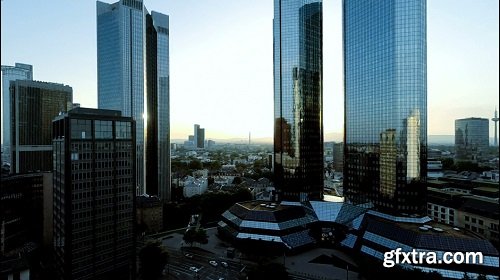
[455, 117, 489, 161]
[10, 80, 72, 174]
[273, 0, 323, 202]
[343, 0, 427, 214]
[52, 108, 135, 280]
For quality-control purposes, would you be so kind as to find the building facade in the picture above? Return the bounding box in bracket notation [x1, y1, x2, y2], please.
[343, 0, 427, 214]
[273, 0, 323, 202]
[455, 118, 489, 161]
[10, 80, 73, 174]
[97, 0, 170, 201]
[52, 108, 135, 280]
[1, 63, 33, 148]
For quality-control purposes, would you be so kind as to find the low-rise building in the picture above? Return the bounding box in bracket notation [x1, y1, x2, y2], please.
[137, 195, 163, 233]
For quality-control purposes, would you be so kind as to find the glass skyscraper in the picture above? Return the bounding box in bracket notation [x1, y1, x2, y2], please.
[455, 118, 489, 161]
[273, 0, 323, 202]
[344, 0, 427, 214]
[97, 0, 170, 201]
[1, 63, 33, 148]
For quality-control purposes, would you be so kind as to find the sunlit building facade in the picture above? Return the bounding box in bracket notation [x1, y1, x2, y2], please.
[344, 0, 427, 214]
[97, 0, 170, 201]
[273, 0, 323, 202]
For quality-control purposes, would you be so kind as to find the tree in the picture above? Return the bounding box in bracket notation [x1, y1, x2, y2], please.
[183, 229, 197, 247]
[195, 228, 209, 245]
[139, 241, 169, 280]
[183, 228, 208, 246]
[188, 159, 203, 170]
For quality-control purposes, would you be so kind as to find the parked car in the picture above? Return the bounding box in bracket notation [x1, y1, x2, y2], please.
[185, 253, 194, 259]
[209, 260, 218, 267]
[221, 261, 228, 268]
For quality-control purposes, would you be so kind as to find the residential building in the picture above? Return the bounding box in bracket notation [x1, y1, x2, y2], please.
[10, 80, 72, 174]
[455, 118, 489, 161]
[97, 0, 170, 201]
[343, 0, 427, 214]
[52, 108, 135, 280]
[1, 63, 33, 148]
[273, 0, 323, 202]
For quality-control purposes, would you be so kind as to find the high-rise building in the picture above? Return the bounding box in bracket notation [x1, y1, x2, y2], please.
[343, 0, 427, 214]
[52, 107, 135, 280]
[97, 0, 170, 201]
[1, 63, 33, 148]
[10, 80, 73, 174]
[194, 124, 205, 149]
[455, 118, 489, 161]
[273, 0, 323, 202]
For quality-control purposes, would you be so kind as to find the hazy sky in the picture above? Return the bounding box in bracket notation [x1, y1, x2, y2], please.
[1, 0, 498, 142]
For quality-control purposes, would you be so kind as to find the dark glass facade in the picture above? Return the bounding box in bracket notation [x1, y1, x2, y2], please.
[455, 118, 489, 161]
[274, 0, 323, 202]
[145, 11, 171, 200]
[52, 108, 135, 280]
[344, 0, 427, 214]
[10, 80, 72, 174]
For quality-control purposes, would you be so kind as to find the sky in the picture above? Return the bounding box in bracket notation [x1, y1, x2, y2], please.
[1, 0, 498, 142]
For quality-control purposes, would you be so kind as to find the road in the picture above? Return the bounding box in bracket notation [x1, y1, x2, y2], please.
[163, 248, 244, 280]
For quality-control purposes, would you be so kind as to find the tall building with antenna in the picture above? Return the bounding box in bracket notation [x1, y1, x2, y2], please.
[492, 108, 499, 147]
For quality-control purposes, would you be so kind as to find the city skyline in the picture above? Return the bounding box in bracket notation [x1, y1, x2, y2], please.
[1, 0, 498, 142]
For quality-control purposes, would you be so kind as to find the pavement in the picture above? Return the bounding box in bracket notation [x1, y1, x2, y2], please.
[159, 228, 362, 280]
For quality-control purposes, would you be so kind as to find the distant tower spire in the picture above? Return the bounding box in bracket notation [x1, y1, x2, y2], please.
[493, 107, 499, 146]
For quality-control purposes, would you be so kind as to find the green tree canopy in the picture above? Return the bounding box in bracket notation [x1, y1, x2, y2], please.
[139, 241, 169, 280]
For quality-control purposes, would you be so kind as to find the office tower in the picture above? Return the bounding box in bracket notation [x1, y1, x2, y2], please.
[492, 108, 498, 147]
[332, 142, 344, 172]
[455, 118, 489, 161]
[344, 0, 427, 214]
[195, 125, 205, 149]
[1, 63, 33, 148]
[273, 0, 323, 202]
[10, 80, 73, 174]
[52, 108, 135, 280]
[97, 0, 170, 201]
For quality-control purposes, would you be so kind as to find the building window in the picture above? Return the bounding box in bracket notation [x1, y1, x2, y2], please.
[465, 224, 470, 229]
[478, 220, 483, 226]
[465, 216, 469, 222]
[472, 218, 476, 223]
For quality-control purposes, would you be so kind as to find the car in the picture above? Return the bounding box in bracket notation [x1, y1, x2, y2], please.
[189, 266, 200, 273]
[184, 253, 194, 259]
[221, 261, 228, 268]
[209, 260, 218, 267]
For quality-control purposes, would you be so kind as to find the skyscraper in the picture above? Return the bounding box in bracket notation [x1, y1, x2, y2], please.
[194, 124, 205, 149]
[343, 0, 427, 214]
[273, 0, 323, 202]
[10, 80, 73, 174]
[97, 0, 170, 201]
[1, 63, 33, 148]
[455, 117, 489, 161]
[52, 108, 135, 280]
